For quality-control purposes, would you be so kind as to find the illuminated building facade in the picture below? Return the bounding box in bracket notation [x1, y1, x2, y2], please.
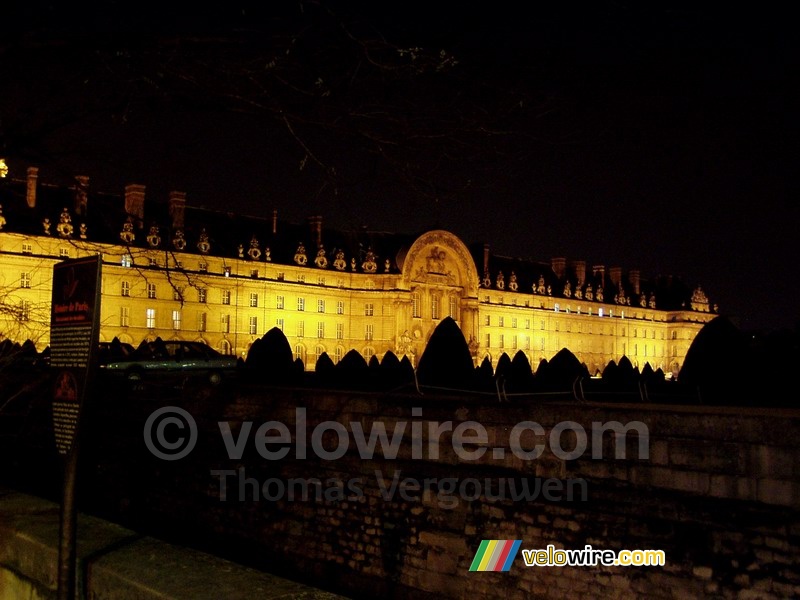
[0, 166, 716, 375]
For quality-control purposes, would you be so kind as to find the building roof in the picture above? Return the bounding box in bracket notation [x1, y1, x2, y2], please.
[0, 166, 712, 312]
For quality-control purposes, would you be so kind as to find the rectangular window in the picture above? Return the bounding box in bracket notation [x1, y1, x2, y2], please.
[512, 317, 517, 328]
[485, 333, 491, 348]
[198, 288, 207, 303]
[525, 318, 531, 329]
[485, 315, 491, 326]
[20, 272, 31, 289]
[277, 272, 285, 281]
[525, 336, 531, 350]
[365, 323, 374, 341]
[120, 307, 129, 327]
[317, 322, 324, 338]
[121, 254, 132, 268]
[298, 274, 305, 283]
[249, 316, 258, 335]
[221, 314, 231, 333]
[199, 262, 208, 273]
[318, 299, 325, 313]
[297, 321, 305, 337]
[412, 293, 421, 318]
[250, 269, 259, 278]
[276, 318, 284, 331]
[318, 277, 325, 286]
[146, 308, 156, 329]
[337, 301, 344, 315]
[147, 283, 156, 299]
[277, 295, 285, 309]
[172, 310, 181, 330]
[59, 248, 70, 258]
[431, 297, 439, 320]
[198, 312, 207, 332]
[250, 293, 258, 308]
[499, 334, 504, 348]
[365, 302, 374, 316]
[297, 297, 305, 311]
[20, 301, 30, 322]
[223, 266, 231, 277]
[336, 323, 344, 340]
[222, 290, 231, 305]
[173, 288, 182, 301]
[449, 297, 457, 319]
[499, 316, 504, 327]
[512, 335, 517, 349]
[149, 257, 158, 267]
[335, 347, 343, 363]
[22, 242, 32, 254]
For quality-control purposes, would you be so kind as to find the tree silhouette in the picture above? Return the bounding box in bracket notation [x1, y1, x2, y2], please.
[415, 317, 474, 390]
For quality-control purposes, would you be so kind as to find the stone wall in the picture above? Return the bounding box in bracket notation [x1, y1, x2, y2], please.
[0, 488, 347, 600]
[14, 381, 800, 600]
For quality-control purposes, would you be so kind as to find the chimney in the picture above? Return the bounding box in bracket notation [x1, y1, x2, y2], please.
[483, 243, 490, 274]
[272, 209, 278, 234]
[308, 215, 323, 247]
[593, 264, 606, 283]
[168, 190, 186, 230]
[551, 257, 566, 279]
[609, 266, 622, 287]
[630, 269, 641, 295]
[124, 184, 146, 228]
[74, 175, 89, 216]
[26, 167, 38, 208]
[571, 260, 586, 287]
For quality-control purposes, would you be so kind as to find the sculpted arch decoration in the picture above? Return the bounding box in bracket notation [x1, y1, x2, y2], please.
[399, 230, 480, 296]
[396, 230, 480, 362]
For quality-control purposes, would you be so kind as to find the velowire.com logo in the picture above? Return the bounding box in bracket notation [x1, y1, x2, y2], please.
[469, 540, 522, 572]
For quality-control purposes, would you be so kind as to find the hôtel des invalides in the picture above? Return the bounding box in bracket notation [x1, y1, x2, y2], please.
[0, 162, 716, 377]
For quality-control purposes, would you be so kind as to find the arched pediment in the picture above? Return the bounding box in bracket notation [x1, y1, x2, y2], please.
[398, 230, 479, 296]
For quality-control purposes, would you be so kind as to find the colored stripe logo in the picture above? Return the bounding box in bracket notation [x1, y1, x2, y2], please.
[469, 540, 522, 572]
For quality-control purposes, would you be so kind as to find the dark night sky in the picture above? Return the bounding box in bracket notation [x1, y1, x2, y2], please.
[2, 2, 798, 333]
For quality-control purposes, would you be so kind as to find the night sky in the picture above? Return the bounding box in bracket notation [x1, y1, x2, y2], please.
[2, 2, 798, 333]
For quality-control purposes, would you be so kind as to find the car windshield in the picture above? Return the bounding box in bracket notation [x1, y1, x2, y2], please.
[131, 340, 218, 360]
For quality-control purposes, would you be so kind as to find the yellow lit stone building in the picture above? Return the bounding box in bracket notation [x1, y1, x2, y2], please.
[0, 165, 716, 375]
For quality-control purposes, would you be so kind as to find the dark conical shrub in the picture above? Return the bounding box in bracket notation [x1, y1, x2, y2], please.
[679, 315, 750, 405]
[617, 355, 638, 384]
[398, 355, 415, 382]
[315, 351, 335, 381]
[508, 350, 534, 392]
[377, 350, 412, 389]
[335, 349, 370, 390]
[537, 348, 587, 389]
[495, 353, 512, 382]
[244, 327, 296, 384]
[415, 317, 475, 390]
[474, 356, 494, 391]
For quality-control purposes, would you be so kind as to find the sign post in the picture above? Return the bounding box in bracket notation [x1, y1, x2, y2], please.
[49, 255, 102, 600]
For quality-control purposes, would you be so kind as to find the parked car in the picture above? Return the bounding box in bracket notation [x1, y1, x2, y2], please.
[100, 339, 238, 385]
[97, 341, 136, 365]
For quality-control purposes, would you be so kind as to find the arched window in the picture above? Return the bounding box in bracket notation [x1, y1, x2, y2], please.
[294, 344, 306, 363]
